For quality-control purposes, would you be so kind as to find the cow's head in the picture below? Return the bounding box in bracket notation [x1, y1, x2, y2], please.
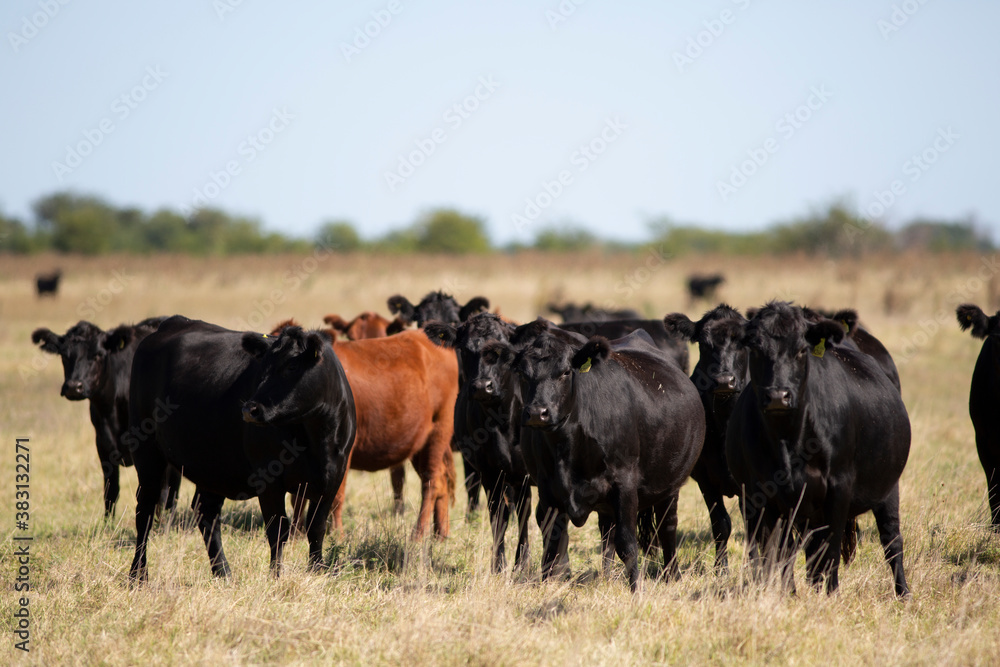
[324, 311, 393, 340]
[388, 291, 490, 327]
[513, 320, 610, 429]
[665, 304, 748, 395]
[241, 327, 330, 425]
[741, 302, 844, 414]
[957, 304, 1000, 339]
[31, 321, 108, 400]
[425, 313, 516, 404]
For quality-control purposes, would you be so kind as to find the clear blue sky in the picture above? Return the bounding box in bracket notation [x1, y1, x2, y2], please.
[2, 1, 997, 245]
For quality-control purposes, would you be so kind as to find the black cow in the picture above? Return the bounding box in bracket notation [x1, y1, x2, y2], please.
[31, 317, 180, 516]
[804, 307, 901, 391]
[956, 304, 1000, 530]
[726, 302, 910, 597]
[547, 302, 642, 323]
[663, 305, 748, 570]
[512, 320, 705, 590]
[127, 317, 356, 581]
[387, 290, 491, 514]
[425, 313, 533, 573]
[558, 318, 690, 374]
[36, 269, 61, 297]
[686, 274, 725, 304]
[387, 290, 490, 327]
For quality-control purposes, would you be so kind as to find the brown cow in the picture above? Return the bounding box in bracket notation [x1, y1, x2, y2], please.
[272, 320, 457, 538]
[324, 312, 407, 341]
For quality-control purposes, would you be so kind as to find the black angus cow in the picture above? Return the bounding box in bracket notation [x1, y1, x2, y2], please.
[726, 302, 910, 597]
[387, 290, 491, 514]
[388, 290, 490, 327]
[956, 304, 1000, 530]
[31, 317, 180, 516]
[686, 274, 725, 305]
[663, 305, 748, 570]
[36, 269, 61, 297]
[127, 317, 356, 581]
[512, 320, 705, 590]
[804, 307, 901, 391]
[424, 313, 533, 573]
[558, 318, 690, 374]
[546, 302, 642, 323]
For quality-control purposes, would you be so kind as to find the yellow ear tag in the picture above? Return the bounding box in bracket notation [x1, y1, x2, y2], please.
[840, 320, 849, 333]
[812, 338, 826, 358]
[119, 338, 125, 349]
[579, 357, 592, 373]
[439, 333, 445, 339]
[262, 334, 268, 338]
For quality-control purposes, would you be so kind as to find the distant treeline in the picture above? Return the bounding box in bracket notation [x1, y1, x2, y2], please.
[0, 191, 992, 256]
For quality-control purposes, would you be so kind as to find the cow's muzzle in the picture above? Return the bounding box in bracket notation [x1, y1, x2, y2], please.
[762, 388, 792, 411]
[712, 374, 739, 394]
[523, 405, 554, 428]
[242, 401, 266, 424]
[61, 380, 87, 400]
[472, 378, 497, 402]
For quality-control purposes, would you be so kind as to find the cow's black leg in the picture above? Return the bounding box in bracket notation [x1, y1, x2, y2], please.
[612, 487, 640, 591]
[483, 469, 510, 573]
[464, 453, 482, 517]
[983, 458, 1000, 531]
[512, 479, 532, 571]
[259, 491, 290, 577]
[304, 492, 335, 572]
[191, 490, 230, 578]
[697, 479, 732, 572]
[101, 458, 120, 518]
[872, 484, 910, 598]
[536, 496, 569, 580]
[803, 526, 832, 592]
[130, 449, 168, 583]
[654, 493, 681, 582]
[390, 464, 406, 516]
[598, 513, 616, 579]
[741, 492, 764, 580]
[160, 465, 182, 512]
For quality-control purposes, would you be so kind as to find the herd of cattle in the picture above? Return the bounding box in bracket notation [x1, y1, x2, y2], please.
[30, 290, 1000, 595]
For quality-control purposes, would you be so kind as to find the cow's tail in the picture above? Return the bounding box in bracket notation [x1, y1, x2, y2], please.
[445, 449, 456, 506]
[841, 518, 858, 566]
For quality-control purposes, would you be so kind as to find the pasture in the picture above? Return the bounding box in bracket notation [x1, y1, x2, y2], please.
[2, 251, 1000, 665]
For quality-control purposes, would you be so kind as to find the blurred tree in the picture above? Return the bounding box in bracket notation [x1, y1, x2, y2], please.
[897, 216, 993, 252]
[316, 220, 362, 252]
[0, 212, 34, 253]
[533, 224, 598, 252]
[413, 208, 491, 254]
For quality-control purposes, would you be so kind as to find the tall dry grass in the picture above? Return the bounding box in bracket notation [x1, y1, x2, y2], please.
[2, 251, 1000, 665]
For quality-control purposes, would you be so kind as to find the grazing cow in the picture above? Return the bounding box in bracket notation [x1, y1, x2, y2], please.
[558, 318, 690, 374]
[511, 320, 705, 590]
[425, 314, 533, 572]
[956, 304, 1000, 530]
[273, 320, 459, 538]
[324, 312, 407, 340]
[36, 269, 61, 297]
[686, 274, 725, 305]
[663, 305, 748, 570]
[128, 317, 357, 581]
[726, 302, 910, 596]
[546, 302, 642, 323]
[31, 317, 180, 516]
[387, 290, 491, 514]
[804, 307, 900, 391]
[387, 291, 490, 327]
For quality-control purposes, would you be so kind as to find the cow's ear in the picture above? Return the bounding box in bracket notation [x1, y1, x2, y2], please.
[386, 317, 407, 335]
[424, 321, 458, 348]
[804, 319, 846, 356]
[663, 313, 696, 341]
[745, 307, 758, 320]
[31, 328, 63, 354]
[957, 304, 991, 339]
[387, 295, 415, 323]
[324, 314, 349, 332]
[830, 309, 859, 336]
[459, 296, 490, 322]
[304, 333, 325, 363]
[512, 318, 550, 346]
[572, 336, 611, 372]
[481, 341, 514, 366]
[103, 325, 133, 353]
[242, 332, 271, 359]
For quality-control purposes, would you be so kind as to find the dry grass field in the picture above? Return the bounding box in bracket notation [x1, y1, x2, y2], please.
[3, 250, 1000, 665]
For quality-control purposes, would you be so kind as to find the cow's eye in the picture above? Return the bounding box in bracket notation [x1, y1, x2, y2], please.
[797, 346, 809, 359]
[561, 370, 571, 378]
